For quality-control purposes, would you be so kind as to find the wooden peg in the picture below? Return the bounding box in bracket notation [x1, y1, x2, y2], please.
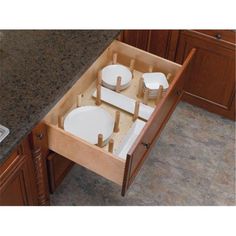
[76, 94, 82, 107]
[143, 88, 149, 105]
[156, 85, 163, 104]
[129, 59, 135, 74]
[148, 65, 153, 72]
[97, 134, 103, 147]
[115, 76, 122, 92]
[133, 100, 140, 121]
[112, 53, 118, 64]
[167, 73, 172, 83]
[58, 115, 64, 129]
[95, 83, 102, 106]
[113, 110, 120, 133]
[108, 139, 114, 153]
[137, 77, 144, 98]
[97, 70, 102, 86]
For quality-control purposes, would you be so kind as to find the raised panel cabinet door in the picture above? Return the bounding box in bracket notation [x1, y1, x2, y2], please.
[0, 139, 38, 206]
[147, 30, 180, 60]
[121, 30, 149, 51]
[176, 30, 236, 120]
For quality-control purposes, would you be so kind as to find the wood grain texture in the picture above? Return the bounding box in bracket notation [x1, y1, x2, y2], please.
[176, 30, 236, 120]
[46, 124, 125, 185]
[0, 139, 38, 206]
[122, 30, 180, 61]
[113, 110, 120, 133]
[195, 30, 235, 44]
[46, 152, 74, 193]
[108, 139, 114, 153]
[29, 123, 50, 205]
[122, 30, 149, 50]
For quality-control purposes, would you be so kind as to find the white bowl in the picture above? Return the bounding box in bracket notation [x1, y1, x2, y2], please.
[101, 64, 132, 90]
[143, 72, 169, 90]
[64, 106, 114, 145]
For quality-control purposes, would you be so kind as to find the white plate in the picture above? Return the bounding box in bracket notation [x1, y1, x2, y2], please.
[115, 119, 146, 159]
[102, 80, 130, 90]
[143, 72, 169, 90]
[101, 64, 132, 90]
[64, 106, 114, 145]
[93, 86, 154, 121]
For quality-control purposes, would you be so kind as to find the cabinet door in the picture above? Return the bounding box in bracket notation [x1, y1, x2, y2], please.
[147, 30, 179, 60]
[0, 139, 38, 206]
[121, 30, 149, 50]
[176, 30, 236, 120]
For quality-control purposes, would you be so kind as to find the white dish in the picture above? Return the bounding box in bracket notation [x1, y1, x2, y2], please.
[64, 106, 114, 145]
[143, 72, 169, 90]
[101, 64, 132, 90]
[102, 81, 130, 91]
[93, 86, 154, 121]
[115, 119, 146, 159]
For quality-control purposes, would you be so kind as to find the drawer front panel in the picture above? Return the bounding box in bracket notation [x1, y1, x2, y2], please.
[46, 124, 125, 185]
[195, 30, 236, 44]
[122, 48, 196, 195]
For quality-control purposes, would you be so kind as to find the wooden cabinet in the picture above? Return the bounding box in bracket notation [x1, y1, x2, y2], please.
[47, 152, 74, 193]
[0, 138, 38, 206]
[176, 30, 236, 120]
[147, 30, 180, 61]
[121, 30, 149, 51]
[29, 123, 50, 205]
[122, 30, 236, 120]
[121, 30, 179, 60]
[0, 123, 74, 205]
[30, 123, 74, 196]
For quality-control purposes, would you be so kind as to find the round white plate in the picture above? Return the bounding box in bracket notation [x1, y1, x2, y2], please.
[64, 106, 114, 145]
[101, 64, 132, 90]
[143, 72, 169, 90]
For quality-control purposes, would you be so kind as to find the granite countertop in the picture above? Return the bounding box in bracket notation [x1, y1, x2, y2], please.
[0, 30, 120, 164]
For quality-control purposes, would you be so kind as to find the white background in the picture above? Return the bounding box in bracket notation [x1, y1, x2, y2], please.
[0, 1, 235, 236]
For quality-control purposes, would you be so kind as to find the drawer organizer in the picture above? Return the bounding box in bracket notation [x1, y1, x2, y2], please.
[43, 40, 195, 196]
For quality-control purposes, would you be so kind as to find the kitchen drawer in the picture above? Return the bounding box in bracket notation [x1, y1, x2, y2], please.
[43, 40, 195, 196]
[195, 30, 235, 44]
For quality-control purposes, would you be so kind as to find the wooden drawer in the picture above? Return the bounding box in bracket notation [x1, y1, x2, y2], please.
[195, 30, 235, 44]
[43, 41, 195, 196]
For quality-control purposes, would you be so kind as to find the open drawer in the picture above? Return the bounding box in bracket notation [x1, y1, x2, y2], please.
[43, 40, 196, 196]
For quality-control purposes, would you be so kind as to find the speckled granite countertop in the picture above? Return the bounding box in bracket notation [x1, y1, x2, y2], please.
[0, 30, 120, 164]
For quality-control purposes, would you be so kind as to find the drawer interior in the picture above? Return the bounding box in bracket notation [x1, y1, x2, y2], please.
[43, 40, 181, 187]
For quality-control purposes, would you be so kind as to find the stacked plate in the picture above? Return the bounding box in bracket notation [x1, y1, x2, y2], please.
[64, 106, 114, 146]
[101, 64, 132, 91]
[143, 72, 169, 98]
